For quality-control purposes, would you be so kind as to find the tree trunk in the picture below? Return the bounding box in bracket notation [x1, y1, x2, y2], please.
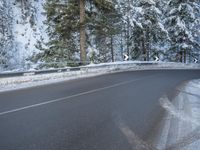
[120, 25, 124, 60]
[179, 51, 183, 63]
[80, 0, 86, 64]
[142, 32, 146, 61]
[188, 51, 191, 63]
[111, 35, 114, 62]
[184, 50, 186, 63]
[146, 28, 150, 61]
[127, 21, 130, 60]
[126, 0, 131, 60]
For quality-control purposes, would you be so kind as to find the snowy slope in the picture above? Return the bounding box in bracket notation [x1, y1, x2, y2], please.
[11, 0, 48, 68]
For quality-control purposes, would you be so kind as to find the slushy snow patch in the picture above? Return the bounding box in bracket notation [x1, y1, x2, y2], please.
[154, 79, 200, 150]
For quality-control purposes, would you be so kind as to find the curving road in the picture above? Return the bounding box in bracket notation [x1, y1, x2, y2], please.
[0, 70, 200, 150]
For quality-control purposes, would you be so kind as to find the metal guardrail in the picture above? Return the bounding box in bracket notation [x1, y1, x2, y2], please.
[0, 62, 199, 78]
[0, 67, 82, 78]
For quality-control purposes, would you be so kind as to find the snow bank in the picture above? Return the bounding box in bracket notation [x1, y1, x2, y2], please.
[0, 61, 199, 92]
[154, 79, 200, 150]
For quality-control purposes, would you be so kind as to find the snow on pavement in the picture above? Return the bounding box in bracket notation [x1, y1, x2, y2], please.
[154, 79, 200, 150]
[0, 68, 113, 93]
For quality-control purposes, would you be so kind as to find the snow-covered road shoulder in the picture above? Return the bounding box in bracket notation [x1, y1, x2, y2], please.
[154, 79, 200, 150]
[0, 61, 199, 93]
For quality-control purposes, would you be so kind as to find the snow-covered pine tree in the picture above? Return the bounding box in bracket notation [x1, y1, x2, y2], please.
[80, 0, 116, 63]
[120, 0, 168, 61]
[190, 0, 200, 62]
[93, 0, 121, 62]
[117, 0, 133, 60]
[35, 0, 118, 67]
[33, 0, 80, 68]
[79, 0, 118, 62]
[130, 0, 168, 61]
[165, 0, 200, 63]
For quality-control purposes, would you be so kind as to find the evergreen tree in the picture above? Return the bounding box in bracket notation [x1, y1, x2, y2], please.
[34, 0, 118, 67]
[30, 0, 200, 67]
[80, 0, 86, 64]
[33, 0, 80, 68]
[74, 0, 115, 64]
[118, 0, 133, 60]
[94, 0, 122, 62]
[130, 0, 168, 61]
[165, 0, 200, 63]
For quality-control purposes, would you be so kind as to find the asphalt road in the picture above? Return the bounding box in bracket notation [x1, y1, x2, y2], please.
[0, 70, 200, 150]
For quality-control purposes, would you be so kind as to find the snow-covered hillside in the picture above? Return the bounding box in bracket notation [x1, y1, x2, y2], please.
[0, 0, 48, 70]
[12, 0, 48, 61]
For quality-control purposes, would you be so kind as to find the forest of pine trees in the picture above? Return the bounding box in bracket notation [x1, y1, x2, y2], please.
[1, 0, 200, 69]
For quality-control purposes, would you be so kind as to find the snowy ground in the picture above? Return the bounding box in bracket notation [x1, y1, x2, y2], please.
[154, 79, 200, 150]
[0, 61, 199, 93]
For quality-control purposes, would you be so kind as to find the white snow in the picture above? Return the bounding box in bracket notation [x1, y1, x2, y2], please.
[133, 7, 143, 14]
[11, 0, 48, 64]
[142, 0, 156, 6]
[0, 1, 3, 7]
[0, 62, 199, 93]
[177, 17, 186, 29]
[154, 79, 200, 150]
[181, 43, 192, 49]
[152, 6, 162, 15]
